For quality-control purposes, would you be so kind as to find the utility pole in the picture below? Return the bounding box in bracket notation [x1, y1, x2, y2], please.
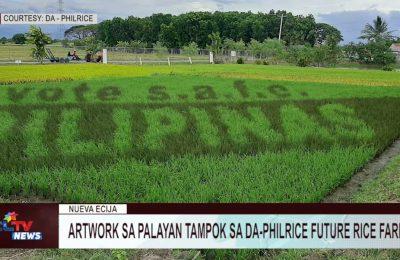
[278, 13, 285, 42]
[58, 0, 64, 39]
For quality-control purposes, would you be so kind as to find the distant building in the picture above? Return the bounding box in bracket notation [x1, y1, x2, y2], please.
[390, 43, 400, 61]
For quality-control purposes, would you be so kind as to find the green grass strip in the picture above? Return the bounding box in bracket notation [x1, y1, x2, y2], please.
[281, 104, 333, 146]
[143, 108, 186, 150]
[320, 104, 374, 144]
[113, 109, 133, 154]
[219, 107, 282, 146]
[189, 108, 220, 148]
[57, 109, 106, 156]
[24, 110, 49, 158]
[0, 111, 14, 140]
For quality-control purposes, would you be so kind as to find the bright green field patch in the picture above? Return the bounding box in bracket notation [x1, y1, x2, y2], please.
[2, 75, 400, 202]
[1, 147, 374, 203]
[1, 64, 400, 87]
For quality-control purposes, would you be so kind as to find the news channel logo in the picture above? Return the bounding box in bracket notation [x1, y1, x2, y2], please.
[0, 211, 42, 240]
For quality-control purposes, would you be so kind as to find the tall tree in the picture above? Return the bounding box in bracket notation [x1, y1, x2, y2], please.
[26, 26, 52, 63]
[208, 32, 223, 54]
[160, 23, 179, 48]
[360, 16, 394, 42]
[315, 23, 343, 45]
[12, 33, 26, 44]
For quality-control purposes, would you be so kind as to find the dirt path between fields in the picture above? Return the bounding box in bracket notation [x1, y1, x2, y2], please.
[323, 139, 400, 203]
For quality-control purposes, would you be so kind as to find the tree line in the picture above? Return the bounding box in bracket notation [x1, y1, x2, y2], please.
[2, 12, 398, 70]
[65, 11, 341, 49]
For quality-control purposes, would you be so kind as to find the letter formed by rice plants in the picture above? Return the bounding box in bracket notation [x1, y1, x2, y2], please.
[189, 108, 220, 148]
[319, 104, 374, 144]
[24, 110, 48, 158]
[0, 111, 15, 141]
[113, 109, 132, 154]
[219, 107, 282, 146]
[143, 108, 186, 150]
[281, 104, 333, 147]
[57, 109, 106, 156]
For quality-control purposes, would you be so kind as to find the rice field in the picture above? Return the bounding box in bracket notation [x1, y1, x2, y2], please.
[0, 44, 73, 62]
[2, 64, 400, 87]
[1, 64, 400, 202]
[0, 44, 208, 63]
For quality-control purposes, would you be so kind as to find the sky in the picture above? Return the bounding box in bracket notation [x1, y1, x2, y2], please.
[0, 0, 399, 43]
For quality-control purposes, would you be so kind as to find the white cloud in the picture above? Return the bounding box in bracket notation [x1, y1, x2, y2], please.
[1, 0, 400, 18]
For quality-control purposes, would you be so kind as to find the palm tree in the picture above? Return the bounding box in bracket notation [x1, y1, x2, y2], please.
[360, 16, 394, 42]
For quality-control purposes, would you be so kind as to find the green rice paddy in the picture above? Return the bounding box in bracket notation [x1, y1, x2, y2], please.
[1, 65, 400, 203]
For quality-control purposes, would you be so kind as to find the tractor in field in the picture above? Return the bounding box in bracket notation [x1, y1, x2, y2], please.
[45, 48, 84, 63]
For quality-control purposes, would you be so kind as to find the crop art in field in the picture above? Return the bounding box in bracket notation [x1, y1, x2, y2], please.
[0, 100, 387, 170]
[2, 75, 400, 202]
[0, 79, 400, 172]
[1, 81, 306, 105]
[0, 103, 369, 157]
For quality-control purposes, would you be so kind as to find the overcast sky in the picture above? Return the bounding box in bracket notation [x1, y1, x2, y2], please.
[1, 0, 400, 42]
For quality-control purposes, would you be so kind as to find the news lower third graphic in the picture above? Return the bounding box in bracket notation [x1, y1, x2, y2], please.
[0, 13, 97, 25]
[1, 204, 400, 249]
